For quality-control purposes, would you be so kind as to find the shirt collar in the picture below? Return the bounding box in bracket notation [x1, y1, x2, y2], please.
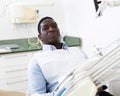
[42, 43, 67, 51]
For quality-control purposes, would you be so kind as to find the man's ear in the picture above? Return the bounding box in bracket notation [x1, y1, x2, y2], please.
[38, 34, 43, 45]
[38, 34, 42, 40]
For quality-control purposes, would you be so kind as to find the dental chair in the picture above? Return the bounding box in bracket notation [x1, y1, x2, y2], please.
[54, 38, 120, 96]
[27, 37, 120, 96]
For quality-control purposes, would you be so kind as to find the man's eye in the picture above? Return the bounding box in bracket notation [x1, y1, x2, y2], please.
[52, 25, 57, 28]
[42, 27, 48, 31]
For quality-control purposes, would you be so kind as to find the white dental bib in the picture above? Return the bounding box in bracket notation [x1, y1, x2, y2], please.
[34, 48, 85, 84]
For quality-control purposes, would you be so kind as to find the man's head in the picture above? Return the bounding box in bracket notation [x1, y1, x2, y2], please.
[38, 17, 61, 46]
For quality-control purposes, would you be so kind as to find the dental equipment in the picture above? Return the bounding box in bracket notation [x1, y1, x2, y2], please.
[82, 38, 120, 87]
[96, 0, 120, 17]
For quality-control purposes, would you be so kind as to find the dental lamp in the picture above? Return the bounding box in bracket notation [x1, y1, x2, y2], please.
[96, 0, 120, 17]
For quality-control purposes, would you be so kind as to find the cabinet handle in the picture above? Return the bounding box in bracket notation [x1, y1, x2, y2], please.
[6, 79, 27, 85]
[4, 54, 29, 59]
[6, 68, 27, 73]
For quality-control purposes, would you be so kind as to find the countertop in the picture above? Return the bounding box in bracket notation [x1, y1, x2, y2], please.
[0, 36, 81, 54]
[0, 37, 42, 54]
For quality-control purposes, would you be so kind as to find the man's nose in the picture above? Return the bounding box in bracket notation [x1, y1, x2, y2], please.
[48, 26, 54, 32]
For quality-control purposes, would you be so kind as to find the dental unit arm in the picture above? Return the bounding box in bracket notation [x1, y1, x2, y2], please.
[96, 0, 120, 17]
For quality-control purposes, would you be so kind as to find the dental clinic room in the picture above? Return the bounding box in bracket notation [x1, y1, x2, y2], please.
[0, 0, 120, 96]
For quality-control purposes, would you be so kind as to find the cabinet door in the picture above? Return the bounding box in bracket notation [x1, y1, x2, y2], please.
[0, 52, 32, 93]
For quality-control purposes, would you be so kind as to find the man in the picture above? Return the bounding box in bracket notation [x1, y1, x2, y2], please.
[28, 17, 87, 96]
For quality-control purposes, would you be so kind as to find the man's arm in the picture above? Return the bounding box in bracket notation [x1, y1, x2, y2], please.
[28, 57, 54, 96]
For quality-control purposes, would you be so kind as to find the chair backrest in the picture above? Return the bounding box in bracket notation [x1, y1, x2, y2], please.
[63, 36, 82, 47]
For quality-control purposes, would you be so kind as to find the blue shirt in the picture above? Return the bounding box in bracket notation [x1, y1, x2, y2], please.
[28, 44, 87, 96]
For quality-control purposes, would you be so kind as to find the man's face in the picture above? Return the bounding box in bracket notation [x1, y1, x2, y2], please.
[38, 19, 61, 45]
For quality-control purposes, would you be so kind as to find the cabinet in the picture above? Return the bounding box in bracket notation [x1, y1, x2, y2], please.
[109, 78, 120, 96]
[0, 52, 34, 93]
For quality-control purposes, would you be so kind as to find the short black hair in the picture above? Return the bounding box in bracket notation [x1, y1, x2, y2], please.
[38, 17, 54, 33]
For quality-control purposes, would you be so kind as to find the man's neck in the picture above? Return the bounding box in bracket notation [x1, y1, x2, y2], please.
[54, 43, 62, 49]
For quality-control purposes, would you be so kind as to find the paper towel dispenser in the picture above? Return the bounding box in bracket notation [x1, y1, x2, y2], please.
[9, 5, 38, 23]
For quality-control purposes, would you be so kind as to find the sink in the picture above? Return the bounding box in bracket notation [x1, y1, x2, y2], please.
[0, 44, 20, 49]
